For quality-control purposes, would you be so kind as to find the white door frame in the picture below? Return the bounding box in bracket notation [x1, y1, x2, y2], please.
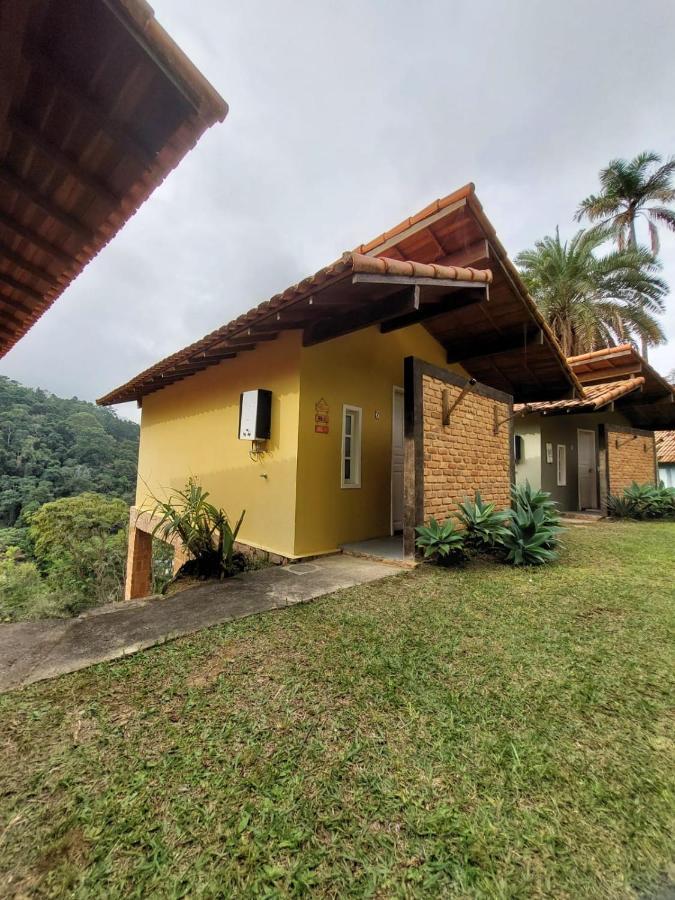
[390, 386, 405, 535]
[577, 428, 597, 510]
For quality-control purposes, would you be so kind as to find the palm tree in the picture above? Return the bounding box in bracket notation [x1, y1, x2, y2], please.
[516, 227, 666, 357]
[575, 152, 675, 254]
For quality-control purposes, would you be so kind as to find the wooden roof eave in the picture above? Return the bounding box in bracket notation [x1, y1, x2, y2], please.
[97, 260, 492, 405]
[463, 192, 584, 400]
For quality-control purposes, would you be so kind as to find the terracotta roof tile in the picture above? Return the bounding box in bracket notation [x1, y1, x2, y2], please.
[514, 377, 645, 414]
[656, 431, 675, 464]
[97, 252, 492, 405]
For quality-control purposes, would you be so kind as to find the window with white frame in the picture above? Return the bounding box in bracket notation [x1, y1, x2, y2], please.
[556, 444, 567, 486]
[341, 405, 362, 488]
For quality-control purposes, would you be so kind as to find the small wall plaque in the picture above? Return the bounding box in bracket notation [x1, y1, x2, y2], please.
[546, 442, 553, 464]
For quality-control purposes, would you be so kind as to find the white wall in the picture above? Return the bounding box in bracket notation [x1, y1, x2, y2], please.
[659, 464, 675, 488]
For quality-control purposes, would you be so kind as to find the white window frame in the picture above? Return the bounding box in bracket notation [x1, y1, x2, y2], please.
[341, 404, 362, 489]
[556, 444, 567, 486]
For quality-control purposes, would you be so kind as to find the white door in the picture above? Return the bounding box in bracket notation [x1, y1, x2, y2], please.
[577, 429, 598, 509]
[391, 388, 405, 532]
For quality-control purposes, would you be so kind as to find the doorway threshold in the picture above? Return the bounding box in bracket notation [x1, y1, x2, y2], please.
[340, 535, 414, 566]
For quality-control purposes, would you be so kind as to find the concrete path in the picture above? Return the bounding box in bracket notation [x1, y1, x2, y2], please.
[0, 555, 404, 693]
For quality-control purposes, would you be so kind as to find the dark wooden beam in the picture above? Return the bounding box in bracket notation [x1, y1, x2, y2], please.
[0, 211, 77, 266]
[380, 287, 486, 334]
[352, 272, 484, 291]
[25, 46, 156, 170]
[446, 327, 543, 363]
[438, 239, 490, 269]
[0, 270, 43, 302]
[226, 331, 278, 345]
[0, 240, 57, 285]
[304, 285, 420, 347]
[8, 113, 122, 209]
[0, 166, 94, 240]
[576, 363, 641, 384]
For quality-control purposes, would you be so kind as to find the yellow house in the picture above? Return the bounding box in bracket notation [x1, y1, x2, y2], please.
[99, 184, 578, 598]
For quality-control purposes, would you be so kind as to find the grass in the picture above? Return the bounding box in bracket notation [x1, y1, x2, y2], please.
[1, 521, 674, 898]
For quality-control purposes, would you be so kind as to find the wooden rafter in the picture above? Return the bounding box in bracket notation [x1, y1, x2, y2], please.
[0, 290, 33, 316]
[576, 363, 641, 384]
[380, 287, 485, 334]
[24, 45, 156, 170]
[0, 166, 94, 240]
[0, 240, 57, 285]
[8, 113, 122, 209]
[446, 326, 543, 363]
[0, 210, 77, 266]
[0, 270, 44, 302]
[304, 285, 420, 347]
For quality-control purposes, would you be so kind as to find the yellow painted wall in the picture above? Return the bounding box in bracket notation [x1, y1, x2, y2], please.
[135, 331, 302, 558]
[294, 324, 465, 556]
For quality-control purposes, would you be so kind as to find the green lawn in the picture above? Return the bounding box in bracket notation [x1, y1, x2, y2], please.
[1, 522, 674, 898]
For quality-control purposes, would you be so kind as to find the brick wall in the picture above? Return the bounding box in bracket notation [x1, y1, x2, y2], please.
[419, 370, 512, 523]
[125, 507, 190, 600]
[607, 427, 657, 495]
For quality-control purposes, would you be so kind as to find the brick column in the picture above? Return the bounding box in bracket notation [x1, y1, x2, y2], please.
[124, 518, 153, 600]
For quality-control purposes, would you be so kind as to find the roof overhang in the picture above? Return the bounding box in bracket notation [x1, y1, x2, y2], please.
[516, 344, 675, 429]
[0, 0, 227, 357]
[99, 184, 581, 407]
[357, 184, 581, 402]
[98, 254, 492, 405]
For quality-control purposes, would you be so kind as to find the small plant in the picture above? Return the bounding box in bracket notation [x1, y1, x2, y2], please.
[457, 491, 511, 551]
[415, 518, 466, 565]
[152, 478, 246, 582]
[511, 481, 560, 525]
[607, 482, 675, 520]
[500, 504, 564, 566]
[500, 481, 564, 566]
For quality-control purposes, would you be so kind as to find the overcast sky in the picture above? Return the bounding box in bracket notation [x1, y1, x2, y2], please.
[2, 0, 674, 422]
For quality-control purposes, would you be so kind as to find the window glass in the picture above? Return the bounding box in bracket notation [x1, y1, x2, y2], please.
[341, 406, 361, 488]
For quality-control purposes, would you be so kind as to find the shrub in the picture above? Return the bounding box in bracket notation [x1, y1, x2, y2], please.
[29, 493, 128, 612]
[607, 482, 675, 520]
[457, 491, 511, 551]
[0, 550, 62, 621]
[152, 478, 246, 581]
[415, 518, 466, 565]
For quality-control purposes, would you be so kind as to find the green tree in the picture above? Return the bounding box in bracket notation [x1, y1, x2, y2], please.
[576, 151, 675, 253]
[29, 493, 128, 610]
[516, 227, 666, 356]
[0, 377, 139, 530]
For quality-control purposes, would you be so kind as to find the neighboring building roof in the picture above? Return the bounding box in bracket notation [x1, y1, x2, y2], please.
[98, 184, 580, 406]
[98, 252, 493, 404]
[516, 344, 675, 429]
[656, 431, 675, 464]
[515, 377, 645, 414]
[0, 0, 228, 358]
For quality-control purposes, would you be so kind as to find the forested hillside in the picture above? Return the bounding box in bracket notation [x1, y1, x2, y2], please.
[0, 377, 139, 529]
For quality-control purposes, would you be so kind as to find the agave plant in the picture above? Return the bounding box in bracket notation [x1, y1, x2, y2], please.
[151, 478, 246, 581]
[609, 482, 675, 520]
[456, 491, 511, 550]
[501, 504, 564, 566]
[415, 518, 466, 566]
[511, 481, 560, 526]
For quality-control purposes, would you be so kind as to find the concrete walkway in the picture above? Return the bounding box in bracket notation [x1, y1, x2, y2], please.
[0, 555, 404, 693]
